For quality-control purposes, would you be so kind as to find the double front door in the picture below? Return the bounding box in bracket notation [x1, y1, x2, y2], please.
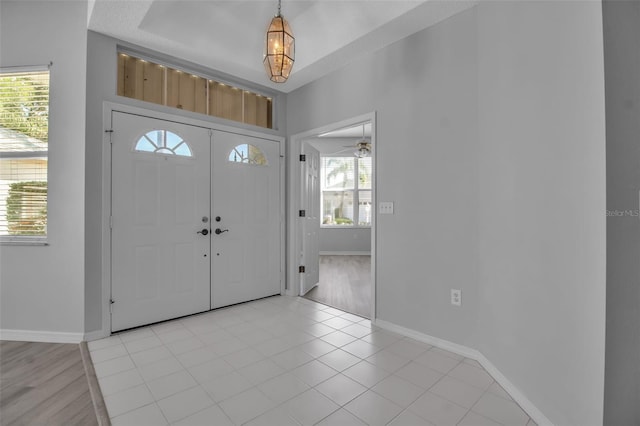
[110, 112, 281, 332]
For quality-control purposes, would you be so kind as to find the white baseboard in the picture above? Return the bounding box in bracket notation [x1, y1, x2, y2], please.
[474, 352, 553, 426]
[319, 251, 371, 256]
[84, 329, 110, 342]
[374, 319, 479, 358]
[373, 319, 554, 426]
[0, 329, 84, 344]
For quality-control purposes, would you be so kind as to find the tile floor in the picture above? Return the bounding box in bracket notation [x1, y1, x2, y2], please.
[89, 296, 537, 426]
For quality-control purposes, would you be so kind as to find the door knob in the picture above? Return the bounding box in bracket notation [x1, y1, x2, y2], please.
[214, 228, 229, 235]
[197, 229, 209, 235]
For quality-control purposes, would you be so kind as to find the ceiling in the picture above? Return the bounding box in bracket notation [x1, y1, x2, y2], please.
[309, 122, 371, 156]
[88, 0, 475, 93]
[318, 122, 372, 138]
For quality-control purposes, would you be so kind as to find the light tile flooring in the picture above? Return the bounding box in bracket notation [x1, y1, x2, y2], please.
[89, 296, 537, 426]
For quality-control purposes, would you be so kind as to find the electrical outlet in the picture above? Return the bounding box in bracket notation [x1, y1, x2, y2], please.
[451, 289, 461, 306]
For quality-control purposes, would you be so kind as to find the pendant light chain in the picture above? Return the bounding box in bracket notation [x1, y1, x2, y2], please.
[277, 0, 281, 17]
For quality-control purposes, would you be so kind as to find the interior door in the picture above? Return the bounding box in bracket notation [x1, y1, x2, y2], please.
[211, 130, 281, 308]
[300, 142, 321, 295]
[111, 112, 211, 332]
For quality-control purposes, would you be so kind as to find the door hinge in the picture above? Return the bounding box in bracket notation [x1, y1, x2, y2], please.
[109, 216, 113, 229]
[299, 154, 306, 162]
[299, 266, 305, 273]
[109, 298, 115, 313]
[105, 129, 114, 133]
[299, 210, 306, 217]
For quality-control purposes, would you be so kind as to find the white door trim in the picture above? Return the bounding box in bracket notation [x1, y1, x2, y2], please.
[99, 102, 285, 339]
[287, 112, 377, 321]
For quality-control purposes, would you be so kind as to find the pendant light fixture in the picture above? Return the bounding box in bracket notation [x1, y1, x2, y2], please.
[263, 0, 295, 83]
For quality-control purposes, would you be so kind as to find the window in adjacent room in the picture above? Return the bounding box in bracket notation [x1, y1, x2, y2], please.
[321, 156, 372, 227]
[0, 67, 49, 242]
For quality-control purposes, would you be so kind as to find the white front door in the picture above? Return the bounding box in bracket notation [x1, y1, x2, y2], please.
[300, 142, 320, 295]
[211, 130, 281, 308]
[111, 112, 211, 332]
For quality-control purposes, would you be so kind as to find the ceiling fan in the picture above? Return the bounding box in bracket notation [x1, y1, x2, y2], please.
[343, 124, 371, 158]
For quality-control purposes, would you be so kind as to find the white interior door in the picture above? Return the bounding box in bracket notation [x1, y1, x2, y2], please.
[111, 112, 211, 332]
[211, 130, 281, 308]
[300, 142, 320, 295]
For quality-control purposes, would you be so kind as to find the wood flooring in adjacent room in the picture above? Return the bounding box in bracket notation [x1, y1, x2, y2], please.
[304, 255, 371, 319]
[0, 341, 99, 426]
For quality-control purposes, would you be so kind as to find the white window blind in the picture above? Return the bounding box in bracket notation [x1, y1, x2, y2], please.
[0, 69, 49, 240]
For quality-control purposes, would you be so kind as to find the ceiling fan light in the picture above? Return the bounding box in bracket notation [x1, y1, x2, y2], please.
[355, 146, 370, 158]
[264, 2, 295, 83]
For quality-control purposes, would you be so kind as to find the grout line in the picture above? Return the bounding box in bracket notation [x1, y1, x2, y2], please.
[79, 341, 112, 426]
[91, 297, 529, 426]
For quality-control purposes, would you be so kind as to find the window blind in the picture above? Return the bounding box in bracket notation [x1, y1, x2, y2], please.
[0, 69, 49, 238]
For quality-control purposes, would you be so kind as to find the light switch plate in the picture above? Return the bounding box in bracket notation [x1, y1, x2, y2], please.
[379, 202, 394, 214]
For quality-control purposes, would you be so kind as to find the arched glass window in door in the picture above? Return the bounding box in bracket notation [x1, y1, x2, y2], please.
[135, 130, 192, 157]
[228, 144, 268, 166]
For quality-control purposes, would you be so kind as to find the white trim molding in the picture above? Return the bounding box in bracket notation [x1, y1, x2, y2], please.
[373, 319, 554, 426]
[0, 329, 84, 344]
[288, 111, 377, 321]
[84, 330, 110, 342]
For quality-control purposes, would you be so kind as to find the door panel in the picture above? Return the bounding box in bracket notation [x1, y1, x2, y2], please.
[111, 112, 211, 332]
[211, 130, 281, 308]
[301, 142, 320, 295]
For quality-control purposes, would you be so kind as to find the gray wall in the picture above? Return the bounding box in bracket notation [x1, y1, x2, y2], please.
[474, 3, 606, 424]
[84, 31, 288, 333]
[603, 1, 640, 425]
[0, 1, 87, 335]
[287, 3, 606, 425]
[320, 228, 371, 254]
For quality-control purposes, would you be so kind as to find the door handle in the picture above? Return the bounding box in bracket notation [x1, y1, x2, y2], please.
[214, 228, 229, 235]
[197, 229, 209, 235]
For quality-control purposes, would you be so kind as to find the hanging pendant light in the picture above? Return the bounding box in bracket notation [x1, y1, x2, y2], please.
[263, 0, 295, 83]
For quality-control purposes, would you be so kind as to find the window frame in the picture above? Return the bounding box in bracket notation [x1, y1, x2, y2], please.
[134, 130, 194, 158]
[320, 156, 372, 229]
[0, 65, 50, 245]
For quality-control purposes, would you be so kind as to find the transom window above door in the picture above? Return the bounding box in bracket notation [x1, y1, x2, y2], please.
[135, 130, 192, 157]
[117, 53, 273, 129]
[228, 144, 268, 166]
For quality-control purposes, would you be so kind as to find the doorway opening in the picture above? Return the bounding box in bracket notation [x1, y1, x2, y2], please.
[288, 114, 376, 320]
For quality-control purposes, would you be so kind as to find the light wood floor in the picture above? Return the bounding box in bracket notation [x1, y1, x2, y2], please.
[0, 341, 99, 426]
[304, 255, 371, 318]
